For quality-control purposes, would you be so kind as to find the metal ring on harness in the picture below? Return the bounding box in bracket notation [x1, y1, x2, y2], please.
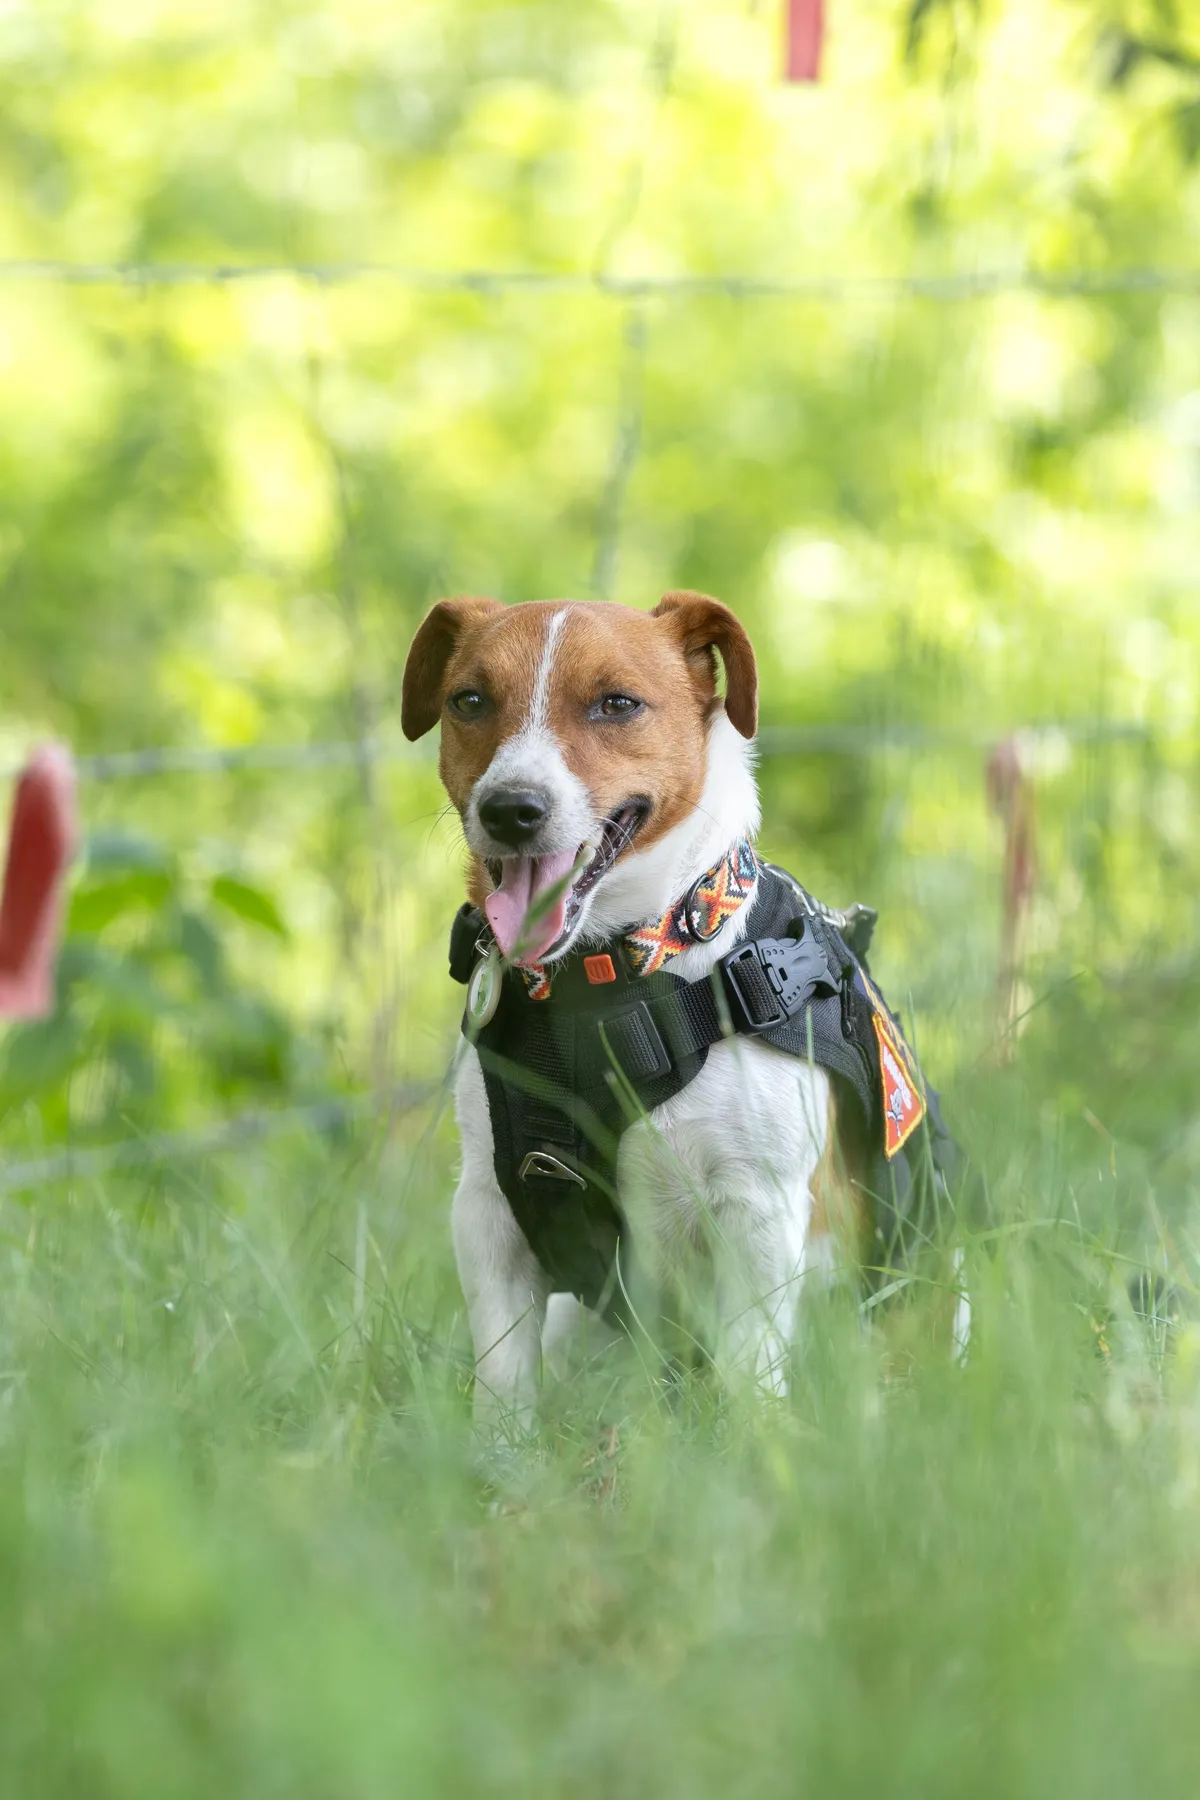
[519, 1150, 587, 1189]
[681, 870, 724, 941]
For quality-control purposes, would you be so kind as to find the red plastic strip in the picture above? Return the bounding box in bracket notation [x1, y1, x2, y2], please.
[0, 747, 77, 1020]
[785, 0, 824, 81]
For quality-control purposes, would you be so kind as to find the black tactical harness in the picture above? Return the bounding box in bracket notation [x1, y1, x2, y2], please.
[450, 859, 956, 1318]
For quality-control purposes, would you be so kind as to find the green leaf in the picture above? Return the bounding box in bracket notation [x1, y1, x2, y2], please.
[69, 871, 174, 934]
[210, 876, 290, 940]
[0, 1015, 84, 1111]
[177, 908, 225, 992]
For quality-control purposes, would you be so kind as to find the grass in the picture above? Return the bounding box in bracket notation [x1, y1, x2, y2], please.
[3, 973, 1200, 1798]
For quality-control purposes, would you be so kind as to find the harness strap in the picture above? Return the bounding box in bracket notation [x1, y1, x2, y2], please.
[602, 921, 840, 1078]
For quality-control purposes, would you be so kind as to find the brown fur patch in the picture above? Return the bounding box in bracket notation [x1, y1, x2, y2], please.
[808, 1085, 871, 1268]
[400, 596, 504, 742]
[652, 591, 758, 737]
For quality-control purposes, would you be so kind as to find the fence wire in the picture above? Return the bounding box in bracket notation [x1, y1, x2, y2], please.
[2, 260, 1199, 300]
[0, 714, 1171, 787]
[0, 1081, 434, 1199]
[71, 736, 423, 783]
[591, 308, 649, 602]
[0, 709, 1177, 1189]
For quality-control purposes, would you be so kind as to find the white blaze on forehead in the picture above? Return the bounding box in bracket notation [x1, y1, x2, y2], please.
[466, 604, 593, 858]
[525, 606, 570, 737]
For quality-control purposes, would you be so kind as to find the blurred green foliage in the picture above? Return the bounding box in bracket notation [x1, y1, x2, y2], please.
[1, 0, 1198, 1099]
[0, 2, 1198, 1132]
[0, 827, 325, 1143]
[1, 3, 1200, 1793]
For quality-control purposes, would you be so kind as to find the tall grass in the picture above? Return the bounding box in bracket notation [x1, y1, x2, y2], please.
[2, 975, 1199, 1799]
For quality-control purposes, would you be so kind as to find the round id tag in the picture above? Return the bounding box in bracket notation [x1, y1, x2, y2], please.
[466, 949, 502, 1031]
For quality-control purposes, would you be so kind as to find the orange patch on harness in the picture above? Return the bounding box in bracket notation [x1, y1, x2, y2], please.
[584, 953, 617, 985]
[872, 1009, 925, 1159]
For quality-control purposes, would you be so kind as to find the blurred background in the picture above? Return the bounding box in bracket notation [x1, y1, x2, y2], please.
[4, 0, 1200, 1228]
[5, 4, 1200, 1792]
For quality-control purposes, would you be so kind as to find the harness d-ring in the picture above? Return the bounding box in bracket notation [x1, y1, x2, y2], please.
[681, 871, 723, 941]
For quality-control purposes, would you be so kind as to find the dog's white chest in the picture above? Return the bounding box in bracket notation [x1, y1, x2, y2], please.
[453, 1031, 835, 1402]
[616, 1037, 833, 1255]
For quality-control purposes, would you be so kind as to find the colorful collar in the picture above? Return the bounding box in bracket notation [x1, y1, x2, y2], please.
[518, 838, 759, 1000]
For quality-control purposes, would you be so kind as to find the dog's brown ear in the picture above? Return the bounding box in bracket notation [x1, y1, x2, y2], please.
[401, 597, 502, 741]
[652, 591, 758, 739]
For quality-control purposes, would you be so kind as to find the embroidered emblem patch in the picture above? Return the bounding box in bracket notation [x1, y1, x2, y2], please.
[871, 1009, 925, 1159]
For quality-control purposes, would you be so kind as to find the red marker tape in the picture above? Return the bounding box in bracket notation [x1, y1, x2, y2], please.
[0, 746, 77, 1021]
[987, 735, 1037, 1050]
[786, 0, 824, 82]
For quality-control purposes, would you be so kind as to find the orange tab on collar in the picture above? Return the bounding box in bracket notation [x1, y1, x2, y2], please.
[584, 953, 617, 986]
[872, 1010, 925, 1159]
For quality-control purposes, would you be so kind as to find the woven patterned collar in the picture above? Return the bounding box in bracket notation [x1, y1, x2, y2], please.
[518, 838, 760, 999]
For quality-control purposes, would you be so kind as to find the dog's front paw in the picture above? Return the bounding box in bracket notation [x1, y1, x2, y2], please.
[470, 1427, 548, 1499]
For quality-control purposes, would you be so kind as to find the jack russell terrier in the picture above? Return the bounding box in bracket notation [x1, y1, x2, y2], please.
[402, 592, 956, 1431]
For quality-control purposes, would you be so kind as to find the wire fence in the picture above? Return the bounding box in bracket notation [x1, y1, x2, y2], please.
[0, 714, 1174, 787]
[0, 1082, 435, 1199]
[0, 703, 1178, 1198]
[4, 245, 1190, 792]
[3, 247, 1196, 1194]
[71, 738, 422, 784]
[3, 260, 1200, 300]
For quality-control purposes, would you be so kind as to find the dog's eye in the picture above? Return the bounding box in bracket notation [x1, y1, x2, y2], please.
[595, 694, 644, 721]
[449, 689, 489, 720]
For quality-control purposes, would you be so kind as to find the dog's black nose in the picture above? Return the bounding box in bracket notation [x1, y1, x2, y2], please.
[478, 788, 549, 848]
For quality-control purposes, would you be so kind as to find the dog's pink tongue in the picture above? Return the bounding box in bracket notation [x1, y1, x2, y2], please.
[484, 849, 578, 964]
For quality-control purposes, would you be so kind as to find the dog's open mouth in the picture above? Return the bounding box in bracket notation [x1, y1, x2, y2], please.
[484, 799, 649, 965]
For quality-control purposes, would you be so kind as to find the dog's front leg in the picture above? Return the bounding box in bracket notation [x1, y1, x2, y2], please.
[706, 1060, 840, 1398]
[453, 1051, 547, 1437]
[711, 1189, 810, 1398]
[452, 1176, 547, 1436]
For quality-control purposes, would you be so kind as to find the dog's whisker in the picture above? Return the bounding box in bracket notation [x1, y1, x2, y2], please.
[422, 803, 464, 855]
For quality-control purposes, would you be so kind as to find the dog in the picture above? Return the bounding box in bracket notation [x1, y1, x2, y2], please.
[402, 592, 955, 1432]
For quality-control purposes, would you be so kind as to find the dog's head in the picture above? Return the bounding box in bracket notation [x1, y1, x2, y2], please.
[402, 593, 757, 963]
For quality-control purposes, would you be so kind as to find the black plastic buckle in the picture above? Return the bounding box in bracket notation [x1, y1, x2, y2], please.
[721, 933, 835, 1033]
